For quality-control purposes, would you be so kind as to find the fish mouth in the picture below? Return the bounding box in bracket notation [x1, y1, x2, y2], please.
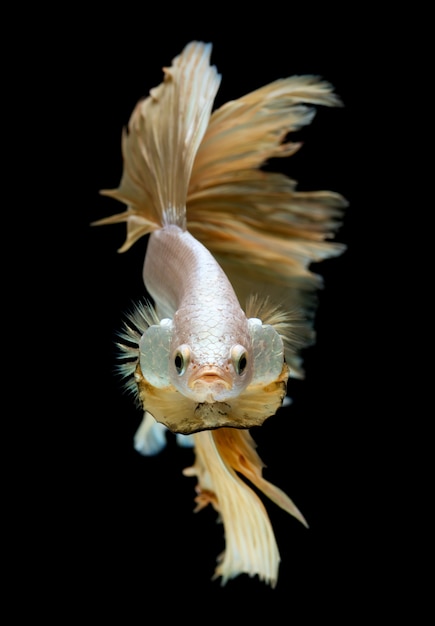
[189, 366, 233, 387]
[188, 367, 233, 402]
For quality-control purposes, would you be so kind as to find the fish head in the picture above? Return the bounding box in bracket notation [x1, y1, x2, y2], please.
[169, 341, 254, 403]
[138, 317, 253, 401]
[168, 318, 286, 403]
[138, 316, 286, 408]
[136, 315, 288, 432]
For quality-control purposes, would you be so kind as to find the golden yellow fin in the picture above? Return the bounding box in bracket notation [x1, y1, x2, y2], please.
[183, 424, 307, 585]
[190, 76, 342, 185]
[183, 429, 282, 586]
[93, 41, 221, 251]
[213, 428, 308, 527]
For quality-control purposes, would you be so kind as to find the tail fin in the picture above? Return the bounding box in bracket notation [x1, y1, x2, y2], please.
[186, 76, 348, 377]
[184, 427, 307, 586]
[92, 41, 221, 251]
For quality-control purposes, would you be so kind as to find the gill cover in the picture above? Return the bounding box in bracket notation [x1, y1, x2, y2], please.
[139, 318, 173, 387]
[248, 318, 285, 385]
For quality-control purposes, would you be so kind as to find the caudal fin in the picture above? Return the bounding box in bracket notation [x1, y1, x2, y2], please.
[92, 41, 221, 251]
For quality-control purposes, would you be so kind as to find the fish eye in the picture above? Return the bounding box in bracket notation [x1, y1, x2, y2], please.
[231, 344, 248, 376]
[174, 344, 191, 375]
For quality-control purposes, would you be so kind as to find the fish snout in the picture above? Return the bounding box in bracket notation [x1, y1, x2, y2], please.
[188, 366, 233, 402]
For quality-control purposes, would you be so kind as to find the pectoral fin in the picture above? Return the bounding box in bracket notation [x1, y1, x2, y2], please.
[139, 319, 173, 387]
[248, 318, 285, 385]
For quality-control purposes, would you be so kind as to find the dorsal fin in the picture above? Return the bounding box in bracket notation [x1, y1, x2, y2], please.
[93, 41, 221, 251]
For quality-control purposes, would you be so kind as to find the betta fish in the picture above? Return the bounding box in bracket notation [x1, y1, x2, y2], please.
[93, 41, 347, 587]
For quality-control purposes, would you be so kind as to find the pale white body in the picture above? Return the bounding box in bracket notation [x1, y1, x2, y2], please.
[143, 225, 254, 402]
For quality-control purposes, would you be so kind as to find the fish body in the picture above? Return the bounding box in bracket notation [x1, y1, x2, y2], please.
[133, 221, 289, 434]
[143, 225, 255, 403]
[94, 41, 347, 586]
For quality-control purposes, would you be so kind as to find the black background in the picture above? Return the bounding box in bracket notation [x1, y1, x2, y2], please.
[17, 7, 384, 623]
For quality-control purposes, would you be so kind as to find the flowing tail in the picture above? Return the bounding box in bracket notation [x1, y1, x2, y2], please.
[184, 427, 308, 587]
